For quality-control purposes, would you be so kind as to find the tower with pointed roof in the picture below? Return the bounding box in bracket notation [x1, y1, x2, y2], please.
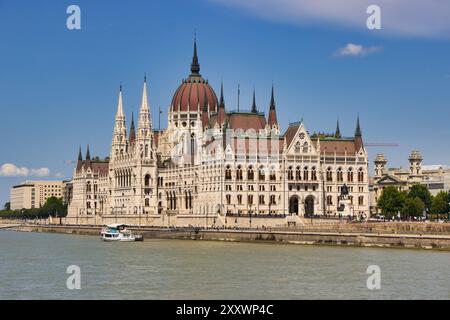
[251, 90, 257, 113]
[354, 116, 363, 151]
[267, 85, 279, 134]
[111, 85, 127, 159]
[335, 120, 341, 139]
[136, 76, 154, 159]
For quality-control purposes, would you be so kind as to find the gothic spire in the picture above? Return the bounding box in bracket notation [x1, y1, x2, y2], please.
[217, 82, 226, 125]
[116, 85, 124, 118]
[251, 89, 257, 113]
[77, 146, 82, 161]
[335, 119, 341, 138]
[190, 36, 200, 76]
[267, 85, 278, 127]
[137, 76, 152, 140]
[129, 112, 136, 144]
[355, 115, 362, 137]
[269, 84, 276, 110]
[86, 144, 91, 161]
[219, 82, 225, 108]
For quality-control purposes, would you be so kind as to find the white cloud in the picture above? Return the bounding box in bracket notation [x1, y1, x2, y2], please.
[54, 172, 65, 178]
[30, 168, 51, 177]
[334, 43, 382, 57]
[209, 0, 450, 38]
[0, 163, 51, 178]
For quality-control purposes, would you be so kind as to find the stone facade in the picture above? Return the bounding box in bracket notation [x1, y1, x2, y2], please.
[10, 180, 64, 210]
[371, 151, 450, 212]
[67, 41, 370, 226]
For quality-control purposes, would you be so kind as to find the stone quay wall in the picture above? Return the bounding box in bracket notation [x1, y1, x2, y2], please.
[13, 223, 450, 251]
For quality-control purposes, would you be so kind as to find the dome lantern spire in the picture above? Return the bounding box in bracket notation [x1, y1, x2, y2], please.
[190, 35, 200, 76]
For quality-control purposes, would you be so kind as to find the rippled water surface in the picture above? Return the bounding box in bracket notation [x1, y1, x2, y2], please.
[0, 230, 449, 299]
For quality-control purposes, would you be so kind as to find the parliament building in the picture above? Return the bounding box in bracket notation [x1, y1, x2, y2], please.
[66, 41, 370, 227]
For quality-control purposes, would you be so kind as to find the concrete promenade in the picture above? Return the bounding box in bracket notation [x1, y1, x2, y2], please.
[9, 222, 450, 251]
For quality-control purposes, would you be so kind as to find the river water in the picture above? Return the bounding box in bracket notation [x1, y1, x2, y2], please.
[0, 230, 449, 299]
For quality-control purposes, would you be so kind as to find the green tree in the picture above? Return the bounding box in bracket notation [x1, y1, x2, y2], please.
[41, 197, 67, 217]
[408, 184, 432, 209]
[377, 186, 407, 218]
[4, 202, 10, 211]
[431, 191, 450, 218]
[401, 197, 425, 218]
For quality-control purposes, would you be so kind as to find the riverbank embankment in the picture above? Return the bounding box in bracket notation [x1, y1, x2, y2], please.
[9, 222, 450, 250]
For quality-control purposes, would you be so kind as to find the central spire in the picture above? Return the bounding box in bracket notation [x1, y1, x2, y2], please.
[190, 36, 200, 76]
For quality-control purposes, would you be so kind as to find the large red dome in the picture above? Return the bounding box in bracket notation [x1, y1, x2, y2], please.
[170, 40, 218, 113]
[171, 76, 218, 113]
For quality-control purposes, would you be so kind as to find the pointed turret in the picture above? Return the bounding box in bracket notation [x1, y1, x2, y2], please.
[86, 144, 91, 161]
[217, 82, 226, 125]
[112, 85, 127, 158]
[355, 116, 362, 137]
[251, 89, 257, 113]
[76, 146, 82, 171]
[335, 120, 341, 139]
[137, 76, 152, 140]
[267, 85, 278, 127]
[354, 116, 363, 151]
[116, 85, 125, 118]
[129, 112, 136, 144]
[190, 37, 200, 76]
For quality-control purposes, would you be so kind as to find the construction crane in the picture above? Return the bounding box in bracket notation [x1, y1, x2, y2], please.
[364, 143, 399, 147]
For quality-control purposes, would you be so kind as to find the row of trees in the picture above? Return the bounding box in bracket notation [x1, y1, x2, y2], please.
[377, 184, 450, 219]
[0, 197, 67, 219]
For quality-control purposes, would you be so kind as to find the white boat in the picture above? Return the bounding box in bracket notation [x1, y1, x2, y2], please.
[100, 224, 143, 242]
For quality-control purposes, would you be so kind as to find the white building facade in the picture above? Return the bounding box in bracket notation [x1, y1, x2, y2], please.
[67, 42, 370, 226]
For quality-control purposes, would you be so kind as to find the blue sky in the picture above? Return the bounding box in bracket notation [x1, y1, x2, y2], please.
[0, 0, 450, 205]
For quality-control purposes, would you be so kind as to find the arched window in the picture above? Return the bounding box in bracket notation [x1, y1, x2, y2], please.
[347, 167, 354, 182]
[259, 195, 265, 205]
[287, 166, 293, 180]
[144, 174, 150, 187]
[269, 167, 276, 181]
[225, 165, 232, 180]
[358, 196, 364, 205]
[295, 141, 301, 153]
[326, 167, 333, 181]
[302, 142, 308, 153]
[337, 167, 343, 182]
[145, 198, 150, 207]
[237, 194, 242, 205]
[295, 166, 301, 180]
[311, 167, 317, 181]
[145, 145, 149, 157]
[226, 194, 231, 205]
[270, 195, 276, 205]
[247, 166, 254, 180]
[303, 166, 309, 181]
[327, 195, 333, 205]
[236, 165, 243, 180]
[358, 168, 364, 182]
[86, 182, 91, 192]
[259, 166, 265, 181]
[248, 195, 253, 205]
